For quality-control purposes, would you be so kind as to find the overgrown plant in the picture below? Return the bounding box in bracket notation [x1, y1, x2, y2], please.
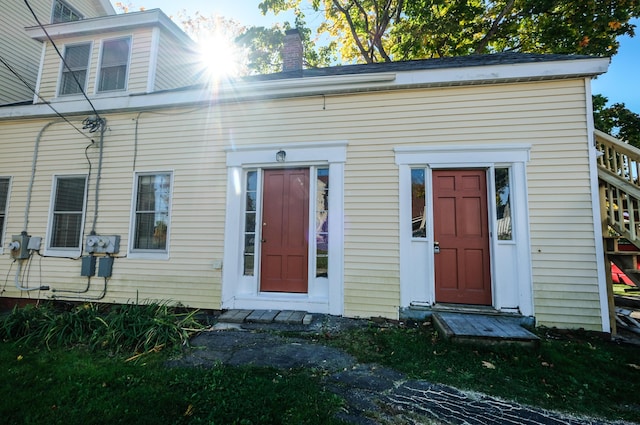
[0, 301, 205, 354]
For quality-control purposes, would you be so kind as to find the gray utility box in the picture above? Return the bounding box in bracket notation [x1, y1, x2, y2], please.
[81, 256, 96, 277]
[85, 235, 120, 254]
[10, 234, 30, 260]
[98, 257, 114, 278]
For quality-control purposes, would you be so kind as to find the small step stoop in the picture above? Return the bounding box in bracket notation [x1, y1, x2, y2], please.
[433, 312, 540, 348]
[216, 309, 312, 328]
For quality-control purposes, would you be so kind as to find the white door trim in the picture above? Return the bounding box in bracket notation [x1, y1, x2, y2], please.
[395, 143, 533, 316]
[222, 141, 347, 315]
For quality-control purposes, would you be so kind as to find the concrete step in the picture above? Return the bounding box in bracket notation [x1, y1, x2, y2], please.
[217, 309, 312, 325]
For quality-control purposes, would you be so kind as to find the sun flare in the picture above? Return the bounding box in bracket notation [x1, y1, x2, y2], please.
[197, 33, 244, 81]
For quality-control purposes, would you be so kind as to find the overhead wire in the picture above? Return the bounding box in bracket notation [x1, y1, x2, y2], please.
[23, 0, 102, 121]
[0, 54, 92, 140]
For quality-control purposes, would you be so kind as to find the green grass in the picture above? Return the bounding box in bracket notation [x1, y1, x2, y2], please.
[2, 303, 640, 423]
[0, 343, 345, 425]
[320, 322, 640, 422]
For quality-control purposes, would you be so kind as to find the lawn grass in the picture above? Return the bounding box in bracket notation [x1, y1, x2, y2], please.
[320, 321, 640, 422]
[0, 342, 345, 425]
[2, 302, 640, 423]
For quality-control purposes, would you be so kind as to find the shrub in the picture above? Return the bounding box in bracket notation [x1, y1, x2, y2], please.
[0, 301, 205, 354]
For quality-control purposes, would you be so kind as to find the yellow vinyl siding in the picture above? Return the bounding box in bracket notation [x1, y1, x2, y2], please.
[68, 0, 113, 17]
[0, 78, 603, 329]
[0, 111, 224, 307]
[0, 0, 44, 104]
[154, 32, 201, 91]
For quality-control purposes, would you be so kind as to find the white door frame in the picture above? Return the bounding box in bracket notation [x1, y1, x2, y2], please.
[395, 143, 533, 316]
[222, 141, 347, 314]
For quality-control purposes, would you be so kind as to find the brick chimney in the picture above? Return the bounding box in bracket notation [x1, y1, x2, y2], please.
[282, 29, 303, 72]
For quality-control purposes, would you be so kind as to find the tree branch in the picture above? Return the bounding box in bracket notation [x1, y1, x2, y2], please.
[333, 0, 374, 63]
[474, 0, 516, 53]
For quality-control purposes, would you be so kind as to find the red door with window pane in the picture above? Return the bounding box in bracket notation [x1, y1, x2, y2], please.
[433, 169, 492, 305]
[260, 168, 309, 293]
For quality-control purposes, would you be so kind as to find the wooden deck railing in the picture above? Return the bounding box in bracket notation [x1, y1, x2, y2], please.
[596, 129, 640, 248]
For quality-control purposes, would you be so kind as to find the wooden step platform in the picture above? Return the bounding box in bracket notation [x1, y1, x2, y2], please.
[217, 309, 312, 325]
[433, 312, 540, 348]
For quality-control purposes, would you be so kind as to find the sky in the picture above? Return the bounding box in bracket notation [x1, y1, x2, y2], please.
[110, 1, 640, 112]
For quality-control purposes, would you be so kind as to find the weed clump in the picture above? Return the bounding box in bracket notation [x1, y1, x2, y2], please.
[0, 301, 205, 354]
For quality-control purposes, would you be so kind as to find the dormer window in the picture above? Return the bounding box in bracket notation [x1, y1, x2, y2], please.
[52, 0, 82, 23]
[98, 37, 131, 92]
[59, 43, 91, 96]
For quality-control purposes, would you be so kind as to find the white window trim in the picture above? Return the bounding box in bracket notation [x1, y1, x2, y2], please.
[223, 141, 346, 315]
[56, 41, 93, 98]
[44, 174, 88, 258]
[51, 0, 83, 24]
[395, 143, 533, 316]
[127, 170, 174, 260]
[0, 176, 12, 255]
[95, 36, 132, 94]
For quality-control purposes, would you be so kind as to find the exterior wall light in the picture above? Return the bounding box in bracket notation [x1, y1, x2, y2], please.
[276, 150, 286, 162]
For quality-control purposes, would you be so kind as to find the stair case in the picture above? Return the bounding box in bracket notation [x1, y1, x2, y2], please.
[596, 130, 640, 333]
[596, 129, 640, 279]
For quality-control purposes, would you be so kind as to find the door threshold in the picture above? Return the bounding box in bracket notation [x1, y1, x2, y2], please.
[432, 303, 500, 315]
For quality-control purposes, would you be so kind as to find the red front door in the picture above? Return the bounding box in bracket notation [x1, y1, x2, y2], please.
[260, 168, 309, 293]
[433, 169, 492, 305]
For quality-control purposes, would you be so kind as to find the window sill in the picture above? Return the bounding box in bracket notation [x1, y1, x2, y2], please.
[127, 251, 169, 260]
[43, 248, 82, 258]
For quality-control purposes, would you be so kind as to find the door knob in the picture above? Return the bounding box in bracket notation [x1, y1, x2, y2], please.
[434, 241, 440, 254]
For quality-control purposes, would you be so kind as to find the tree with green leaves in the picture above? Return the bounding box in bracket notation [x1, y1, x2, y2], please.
[256, 0, 640, 64]
[593, 95, 640, 148]
[236, 10, 337, 74]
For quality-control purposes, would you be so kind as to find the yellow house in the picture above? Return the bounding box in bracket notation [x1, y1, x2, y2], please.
[0, 6, 612, 332]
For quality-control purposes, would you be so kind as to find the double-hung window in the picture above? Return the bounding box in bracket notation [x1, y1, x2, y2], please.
[52, 0, 82, 23]
[59, 43, 91, 96]
[131, 172, 172, 257]
[47, 175, 87, 254]
[98, 37, 131, 92]
[0, 178, 10, 251]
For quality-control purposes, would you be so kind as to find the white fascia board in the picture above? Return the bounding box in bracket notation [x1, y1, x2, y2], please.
[0, 57, 610, 120]
[393, 57, 610, 87]
[25, 9, 194, 46]
[0, 73, 397, 119]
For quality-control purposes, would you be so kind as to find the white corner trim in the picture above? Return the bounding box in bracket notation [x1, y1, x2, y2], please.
[146, 27, 160, 93]
[33, 43, 47, 104]
[585, 78, 611, 333]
